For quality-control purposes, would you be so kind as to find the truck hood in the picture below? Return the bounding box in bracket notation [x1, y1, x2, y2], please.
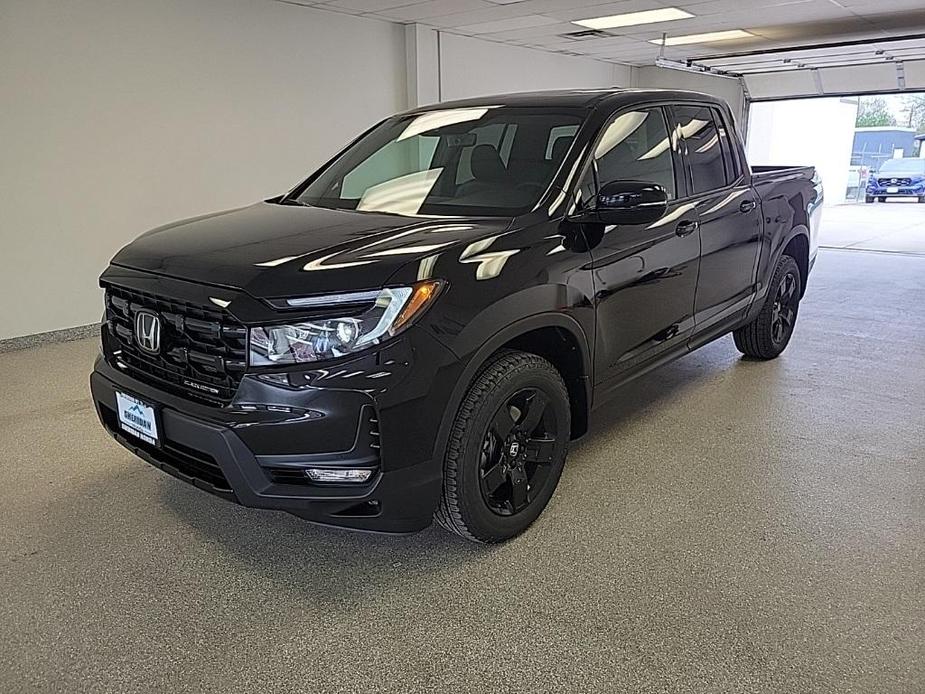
[111, 202, 511, 298]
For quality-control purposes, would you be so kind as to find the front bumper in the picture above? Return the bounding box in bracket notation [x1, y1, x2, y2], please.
[90, 327, 459, 533]
[867, 183, 925, 197]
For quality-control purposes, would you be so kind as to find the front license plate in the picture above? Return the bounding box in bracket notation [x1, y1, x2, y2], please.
[116, 391, 159, 446]
[887, 186, 899, 193]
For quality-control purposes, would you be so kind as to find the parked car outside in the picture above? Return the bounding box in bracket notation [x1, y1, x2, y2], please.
[866, 157, 925, 203]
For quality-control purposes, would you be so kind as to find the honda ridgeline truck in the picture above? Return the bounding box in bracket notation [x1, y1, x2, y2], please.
[91, 89, 823, 543]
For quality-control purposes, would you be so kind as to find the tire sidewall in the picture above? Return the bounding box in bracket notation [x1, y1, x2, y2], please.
[766, 254, 802, 353]
[452, 357, 570, 541]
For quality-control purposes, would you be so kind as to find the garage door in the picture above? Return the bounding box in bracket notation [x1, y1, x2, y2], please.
[685, 35, 925, 100]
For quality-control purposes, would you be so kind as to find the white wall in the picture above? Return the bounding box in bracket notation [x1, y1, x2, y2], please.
[0, 0, 406, 340]
[746, 98, 858, 206]
[439, 33, 631, 102]
[1, 0, 657, 340]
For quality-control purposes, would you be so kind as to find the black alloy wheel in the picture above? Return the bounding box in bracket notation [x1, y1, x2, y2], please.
[733, 254, 802, 360]
[770, 271, 798, 345]
[435, 350, 570, 543]
[478, 387, 559, 516]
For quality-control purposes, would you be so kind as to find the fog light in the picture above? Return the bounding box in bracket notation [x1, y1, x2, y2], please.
[304, 468, 374, 483]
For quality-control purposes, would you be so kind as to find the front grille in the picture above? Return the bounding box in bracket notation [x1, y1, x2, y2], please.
[103, 284, 247, 404]
[877, 177, 913, 186]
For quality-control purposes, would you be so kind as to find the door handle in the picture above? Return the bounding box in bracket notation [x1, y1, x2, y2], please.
[675, 220, 699, 237]
[739, 199, 757, 213]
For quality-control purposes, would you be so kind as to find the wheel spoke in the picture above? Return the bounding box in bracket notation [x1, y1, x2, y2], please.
[784, 275, 796, 301]
[772, 319, 782, 342]
[481, 461, 507, 494]
[490, 406, 517, 440]
[509, 467, 528, 512]
[524, 435, 556, 464]
[781, 307, 794, 328]
[518, 390, 549, 434]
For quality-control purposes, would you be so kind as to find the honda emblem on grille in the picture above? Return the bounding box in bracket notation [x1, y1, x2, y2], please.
[134, 310, 161, 354]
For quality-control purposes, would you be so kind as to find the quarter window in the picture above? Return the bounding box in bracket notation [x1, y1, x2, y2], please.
[713, 108, 739, 182]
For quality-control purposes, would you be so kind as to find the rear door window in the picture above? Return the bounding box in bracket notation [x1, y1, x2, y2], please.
[673, 105, 729, 194]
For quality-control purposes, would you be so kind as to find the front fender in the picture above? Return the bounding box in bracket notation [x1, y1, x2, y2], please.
[428, 308, 594, 475]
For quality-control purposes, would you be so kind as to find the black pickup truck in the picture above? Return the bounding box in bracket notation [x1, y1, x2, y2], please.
[91, 89, 822, 543]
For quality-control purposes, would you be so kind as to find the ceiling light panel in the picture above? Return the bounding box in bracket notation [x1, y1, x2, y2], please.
[573, 8, 694, 30]
[650, 30, 755, 46]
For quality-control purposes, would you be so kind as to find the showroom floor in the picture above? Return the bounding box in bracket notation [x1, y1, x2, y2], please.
[1, 249, 923, 693]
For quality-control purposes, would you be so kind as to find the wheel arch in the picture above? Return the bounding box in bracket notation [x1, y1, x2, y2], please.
[431, 313, 593, 472]
[779, 227, 810, 297]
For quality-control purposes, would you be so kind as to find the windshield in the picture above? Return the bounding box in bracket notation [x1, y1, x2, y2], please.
[292, 107, 585, 217]
[877, 158, 925, 175]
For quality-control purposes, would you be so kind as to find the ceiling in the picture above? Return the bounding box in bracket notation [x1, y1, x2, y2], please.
[278, 0, 925, 67]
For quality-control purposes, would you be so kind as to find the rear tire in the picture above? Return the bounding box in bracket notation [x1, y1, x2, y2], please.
[918, 196, 925, 203]
[878, 196, 887, 202]
[435, 350, 570, 543]
[865, 196, 874, 203]
[733, 255, 802, 360]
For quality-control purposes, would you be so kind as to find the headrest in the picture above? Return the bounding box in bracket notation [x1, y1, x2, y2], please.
[471, 144, 507, 182]
[551, 136, 572, 164]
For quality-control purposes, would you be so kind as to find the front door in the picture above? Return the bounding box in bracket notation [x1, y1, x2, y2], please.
[578, 106, 701, 390]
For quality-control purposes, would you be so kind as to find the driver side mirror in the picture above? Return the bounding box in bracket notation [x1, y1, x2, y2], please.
[572, 180, 669, 226]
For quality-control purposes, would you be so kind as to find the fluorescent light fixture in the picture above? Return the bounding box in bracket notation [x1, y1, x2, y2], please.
[650, 30, 754, 46]
[573, 8, 693, 30]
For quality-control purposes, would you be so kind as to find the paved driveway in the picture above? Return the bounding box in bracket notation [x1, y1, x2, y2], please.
[819, 200, 925, 254]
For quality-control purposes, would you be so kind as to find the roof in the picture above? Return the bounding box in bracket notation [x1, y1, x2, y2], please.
[406, 88, 732, 114]
[855, 126, 916, 132]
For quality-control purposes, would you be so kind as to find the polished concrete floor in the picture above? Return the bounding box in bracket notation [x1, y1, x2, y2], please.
[1, 249, 923, 693]
[820, 200, 925, 254]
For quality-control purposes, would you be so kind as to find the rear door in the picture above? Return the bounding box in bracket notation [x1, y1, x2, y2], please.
[670, 104, 762, 333]
[580, 105, 701, 389]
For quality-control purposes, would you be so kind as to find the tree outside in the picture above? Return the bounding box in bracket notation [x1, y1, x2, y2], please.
[855, 93, 925, 133]
[855, 96, 897, 127]
[899, 94, 925, 134]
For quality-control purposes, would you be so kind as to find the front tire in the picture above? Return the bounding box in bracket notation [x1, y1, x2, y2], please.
[878, 196, 887, 202]
[435, 351, 570, 543]
[733, 255, 802, 360]
[865, 195, 874, 203]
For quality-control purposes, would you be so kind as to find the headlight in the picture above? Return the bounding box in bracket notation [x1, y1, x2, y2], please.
[249, 280, 443, 366]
